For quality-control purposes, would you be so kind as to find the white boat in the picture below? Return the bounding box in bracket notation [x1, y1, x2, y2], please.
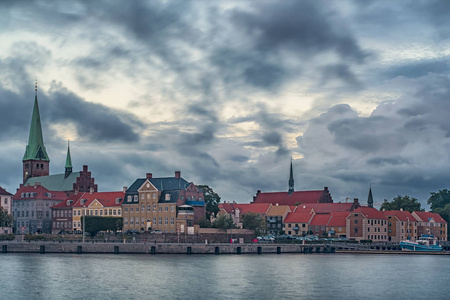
[399, 235, 442, 252]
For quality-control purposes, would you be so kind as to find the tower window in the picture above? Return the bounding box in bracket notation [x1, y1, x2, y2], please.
[41, 164, 44, 168]
[36, 163, 39, 168]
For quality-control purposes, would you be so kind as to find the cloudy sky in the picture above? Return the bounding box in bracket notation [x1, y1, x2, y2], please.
[1, 0, 449, 207]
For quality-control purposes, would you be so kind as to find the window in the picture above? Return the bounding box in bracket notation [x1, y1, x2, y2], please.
[73, 222, 76, 228]
[153, 193, 156, 199]
[130, 218, 134, 225]
[171, 206, 175, 212]
[164, 217, 168, 225]
[170, 217, 174, 225]
[124, 207, 128, 212]
[141, 204, 145, 212]
[354, 219, 358, 224]
[136, 219, 139, 225]
[164, 206, 168, 212]
[127, 195, 131, 201]
[94, 210, 98, 216]
[136, 206, 139, 212]
[159, 207, 162, 212]
[141, 194, 145, 199]
[113, 209, 117, 216]
[153, 217, 156, 224]
[133, 195, 138, 202]
[355, 228, 358, 233]
[118, 209, 121, 215]
[153, 204, 156, 212]
[124, 218, 128, 225]
[158, 217, 162, 225]
[147, 205, 151, 212]
[100, 210, 103, 216]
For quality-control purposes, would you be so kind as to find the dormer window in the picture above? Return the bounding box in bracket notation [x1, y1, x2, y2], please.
[165, 194, 170, 201]
[115, 198, 120, 204]
[127, 195, 131, 202]
[133, 195, 138, 202]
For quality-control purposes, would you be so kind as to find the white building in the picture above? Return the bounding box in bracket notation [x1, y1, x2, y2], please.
[0, 186, 13, 234]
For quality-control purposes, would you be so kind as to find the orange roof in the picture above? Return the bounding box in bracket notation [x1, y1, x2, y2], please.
[328, 212, 349, 227]
[295, 203, 354, 213]
[351, 207, 387, 220]
[383, 210, 415, 222]
[266, 205, 291, 216]
[310, 214, 331, 226]
[284, 212, 314, 223]
[413, 211, 447, 223]
[73, 191, 125, 208]
[219, 202, 271, 215]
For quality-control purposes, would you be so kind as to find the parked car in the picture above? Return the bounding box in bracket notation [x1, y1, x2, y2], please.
[151, 230, 163, 234]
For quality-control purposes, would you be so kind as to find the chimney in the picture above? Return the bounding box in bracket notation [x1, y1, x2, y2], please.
[175, 171, 181, 178]
[400, 208, 403, 211]
[146, 173, 152, 179]
[123, 186, 127, 193]
[324, 187, 328, 190]
[90, 187, 94, 194]
[83, 165, 88, 172]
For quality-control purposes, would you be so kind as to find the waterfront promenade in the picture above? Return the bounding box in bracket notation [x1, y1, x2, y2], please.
[2, 241, 450, 255]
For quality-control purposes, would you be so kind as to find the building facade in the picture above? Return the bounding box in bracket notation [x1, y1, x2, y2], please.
[13, 184, 67, 234]
[346, 207, 388, 242]
[412, 211, 447, 241]
[122, 172, 205, 233]
[0, 187, 13, 234]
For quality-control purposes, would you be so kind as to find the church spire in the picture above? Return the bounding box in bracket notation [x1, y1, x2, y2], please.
[22, 81, 50, 183]
[22, 81, 50, 162]
[65, 140, 73, 178]
[288, 157, 294, 195]
[367, 184, 374, 208]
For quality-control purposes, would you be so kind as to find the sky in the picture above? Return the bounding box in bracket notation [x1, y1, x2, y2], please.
[1, 0, 450, 208]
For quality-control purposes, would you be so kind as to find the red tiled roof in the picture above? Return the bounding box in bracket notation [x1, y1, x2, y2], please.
[310, 214, 332, 226]
[253, 190, 325, 206]
[219, 202, 271, 215]
[294, 203, 354, 213]
[72, 191, 125, 208]
[284, 212, 314, 223]
[0, 186, 13, 196]
[13, 185, 68, 200]
[351, 207, 387, 220]
[328, 212, 349, 227]
[383, 210, 415, 222]
[413, 211, 447, 223]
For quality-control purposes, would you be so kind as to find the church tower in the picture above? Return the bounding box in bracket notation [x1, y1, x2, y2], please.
[23, 82, 50, 183]
[367, 185, 374, 208]
[288, 158, 294, 195]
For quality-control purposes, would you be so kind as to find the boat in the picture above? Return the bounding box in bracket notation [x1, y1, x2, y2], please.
[399, 235, 442, 252]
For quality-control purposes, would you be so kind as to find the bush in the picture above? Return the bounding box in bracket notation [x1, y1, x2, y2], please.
[0, 234, 14, 241]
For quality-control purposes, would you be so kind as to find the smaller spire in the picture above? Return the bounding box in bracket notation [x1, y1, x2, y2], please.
[367, 184, 374, 208]
[288, 156, 294, 195]
[65, 140, 73, 178]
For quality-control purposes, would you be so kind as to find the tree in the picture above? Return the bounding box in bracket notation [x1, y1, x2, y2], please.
[82, 216, 123, 237]
[212, 214, 235, 229]
[197, 185, 221, 219]
[380, 195, 424, 212]
[0, 207, 13, 229]
[241, 212, 265, 236]
[428, 189, 450, 211]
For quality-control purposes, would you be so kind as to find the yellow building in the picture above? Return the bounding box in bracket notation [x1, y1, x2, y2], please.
[122, 172, 204, 233]
[71, 191, 124, 230]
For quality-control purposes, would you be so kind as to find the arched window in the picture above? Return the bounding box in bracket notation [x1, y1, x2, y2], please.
[36, 163, 39, 168]
[133, 195, 138, 202]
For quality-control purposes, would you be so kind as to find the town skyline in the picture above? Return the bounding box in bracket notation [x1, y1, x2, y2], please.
[1, 1, 450, 206]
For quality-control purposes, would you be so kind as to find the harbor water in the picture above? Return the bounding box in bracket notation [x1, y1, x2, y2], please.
[0, 253, 449, 299]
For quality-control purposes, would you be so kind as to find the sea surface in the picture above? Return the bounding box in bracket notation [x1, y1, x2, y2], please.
[0, 253, 449, 300]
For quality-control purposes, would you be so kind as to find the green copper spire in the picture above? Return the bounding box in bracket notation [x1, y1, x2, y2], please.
[288, 157, 294, 195]
[22, 85, 50, 162]
[65, 141, 72, 169]
[65, 140, 73, 178]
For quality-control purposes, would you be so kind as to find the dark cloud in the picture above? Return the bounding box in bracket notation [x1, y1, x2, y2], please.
[44, 82, 142, 143]
[231, 1, 368, 63]
[383, 58, 450, 79]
